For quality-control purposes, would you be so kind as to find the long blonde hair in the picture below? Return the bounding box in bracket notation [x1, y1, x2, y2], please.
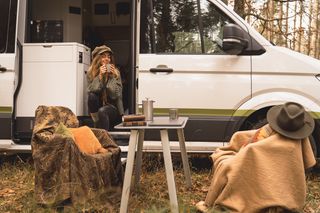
[88, 53, 120, 81]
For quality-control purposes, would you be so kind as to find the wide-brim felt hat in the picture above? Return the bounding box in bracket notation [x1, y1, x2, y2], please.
[267, 102, 314, 140]
[92, 45, 113, 59]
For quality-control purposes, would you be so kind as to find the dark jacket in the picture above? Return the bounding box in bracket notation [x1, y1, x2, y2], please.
[87, 73, 124, 115]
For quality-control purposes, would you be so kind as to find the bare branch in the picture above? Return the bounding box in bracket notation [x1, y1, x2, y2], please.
[273, 0, 300, 3]
[244, 12, 296, 22]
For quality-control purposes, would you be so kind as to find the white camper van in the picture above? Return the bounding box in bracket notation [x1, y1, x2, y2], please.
[1, 0, 320, 156]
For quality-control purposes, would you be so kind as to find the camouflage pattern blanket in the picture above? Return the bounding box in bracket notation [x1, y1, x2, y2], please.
[31, 106, 123, 206]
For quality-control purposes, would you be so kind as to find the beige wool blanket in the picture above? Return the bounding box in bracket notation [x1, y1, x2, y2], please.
[204, 127, 316, 213]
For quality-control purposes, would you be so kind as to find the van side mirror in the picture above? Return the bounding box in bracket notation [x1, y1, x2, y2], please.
[222, 24, 249, 55]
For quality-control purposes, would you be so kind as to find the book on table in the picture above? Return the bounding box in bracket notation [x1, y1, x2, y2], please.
[122, 114, 146, 122]
[122, 114, 146, 126]
[122, 120, 147, 126]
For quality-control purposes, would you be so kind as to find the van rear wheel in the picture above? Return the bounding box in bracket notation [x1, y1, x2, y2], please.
[309, 135, 318, 159]
[249, 118, 267, 130]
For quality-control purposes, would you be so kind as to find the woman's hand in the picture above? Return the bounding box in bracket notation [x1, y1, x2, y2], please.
[108, 64, 116, 75]
[100, 64, 107, 74]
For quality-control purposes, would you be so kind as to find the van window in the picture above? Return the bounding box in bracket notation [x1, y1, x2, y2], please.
[140, 0, 234, 54]
[0, 0, 18, 53]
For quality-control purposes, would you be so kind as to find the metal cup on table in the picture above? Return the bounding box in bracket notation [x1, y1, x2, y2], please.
[142, 98, 155, 121]
[169, 108, 179, 120]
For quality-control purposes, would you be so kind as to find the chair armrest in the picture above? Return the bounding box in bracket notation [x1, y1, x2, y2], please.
[91, 128, 119, 149]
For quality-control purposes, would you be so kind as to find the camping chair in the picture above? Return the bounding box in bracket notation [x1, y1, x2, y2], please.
[31, 105, 123, 206]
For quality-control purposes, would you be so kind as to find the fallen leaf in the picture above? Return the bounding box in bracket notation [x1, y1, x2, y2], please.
[0, 188, 15, 195]
[201, 186, 208, 192]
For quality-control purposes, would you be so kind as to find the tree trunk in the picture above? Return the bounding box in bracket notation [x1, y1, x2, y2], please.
[313, 0, 320, 58]
[246, 0, 252, 24]
[298, 1, 304, 52]
[278, 1, 284, 46]
[234, 0, 245, 19]
[293, 1, 297, 50]
[265, 0, 270, 41]
[307, 0, 313, 55]
[285, 1, 289, 48]
[267, 0, 274, 42]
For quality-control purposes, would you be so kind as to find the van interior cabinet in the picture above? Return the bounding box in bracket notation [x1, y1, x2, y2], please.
[15, 43, 90, 136]
[91, 0, 130, 26]
[30, 0, 82, 43]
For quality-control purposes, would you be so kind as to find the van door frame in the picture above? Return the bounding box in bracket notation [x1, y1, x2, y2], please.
[130, 0, 139, 114]
[0, 0, 19, 140]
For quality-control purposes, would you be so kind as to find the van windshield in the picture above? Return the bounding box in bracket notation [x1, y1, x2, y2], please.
[0, 0, 17, 53]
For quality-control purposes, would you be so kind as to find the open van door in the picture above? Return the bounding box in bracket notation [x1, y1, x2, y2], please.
[0, 0, 19, 140]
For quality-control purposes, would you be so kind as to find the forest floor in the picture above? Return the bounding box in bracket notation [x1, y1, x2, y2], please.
[0, 153, 319, 212]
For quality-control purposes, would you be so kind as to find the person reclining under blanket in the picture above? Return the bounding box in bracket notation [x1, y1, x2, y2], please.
[196, 102, 316, 213]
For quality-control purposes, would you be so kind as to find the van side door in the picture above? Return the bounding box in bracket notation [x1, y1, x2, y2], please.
[139, 0, 252, 142]
[0, 0, 18, 139]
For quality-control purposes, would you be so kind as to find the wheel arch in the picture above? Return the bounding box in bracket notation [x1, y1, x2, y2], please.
[231, 91, 320, 158]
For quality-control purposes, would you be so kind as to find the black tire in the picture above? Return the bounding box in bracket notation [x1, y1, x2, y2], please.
[309, 135, 318, 159]
[249, 118, 268, 130]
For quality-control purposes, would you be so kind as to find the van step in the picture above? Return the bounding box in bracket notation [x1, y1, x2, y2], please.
[0, 140, 32, 153]
[0, 140, 12, 149]
[0, 139, 224, 154]
[109, 131, 130, 140]
[119, 141, 224, 153]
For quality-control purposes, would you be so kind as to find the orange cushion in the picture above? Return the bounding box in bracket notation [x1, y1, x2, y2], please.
[69, 126, 107, 154]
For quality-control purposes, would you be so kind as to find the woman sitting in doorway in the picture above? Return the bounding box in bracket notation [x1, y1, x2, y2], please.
[87, 45, 124, 130]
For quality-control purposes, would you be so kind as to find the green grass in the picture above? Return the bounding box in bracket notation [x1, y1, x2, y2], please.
[0, 154, 319, 212]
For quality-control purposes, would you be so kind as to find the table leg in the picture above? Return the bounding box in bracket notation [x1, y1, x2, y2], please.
[120, 130, 139, 213]
[177, 129, 192, 188]
[134, 129, 145, 187]
[160, 129, 179, 213]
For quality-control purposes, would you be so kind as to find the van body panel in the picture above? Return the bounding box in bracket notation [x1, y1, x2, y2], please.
[238, 92, 320, 115]
[251, 76, 320, 108]
[0, 54, 16, 71]
[250, 46, 320, 117]
[139, 54, 251, 109]
[253, 46, 320, 73]
[0, 71, 15, 108]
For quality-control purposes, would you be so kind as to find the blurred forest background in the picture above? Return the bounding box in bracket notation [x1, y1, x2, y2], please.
[227, 0, 320, 59]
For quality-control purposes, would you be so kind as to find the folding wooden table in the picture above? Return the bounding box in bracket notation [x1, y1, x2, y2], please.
[115, 117, 192, 213]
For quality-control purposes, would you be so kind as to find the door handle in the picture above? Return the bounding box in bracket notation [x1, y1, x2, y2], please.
[0, 65, 7, 72]
[149, 65, 173, 73]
